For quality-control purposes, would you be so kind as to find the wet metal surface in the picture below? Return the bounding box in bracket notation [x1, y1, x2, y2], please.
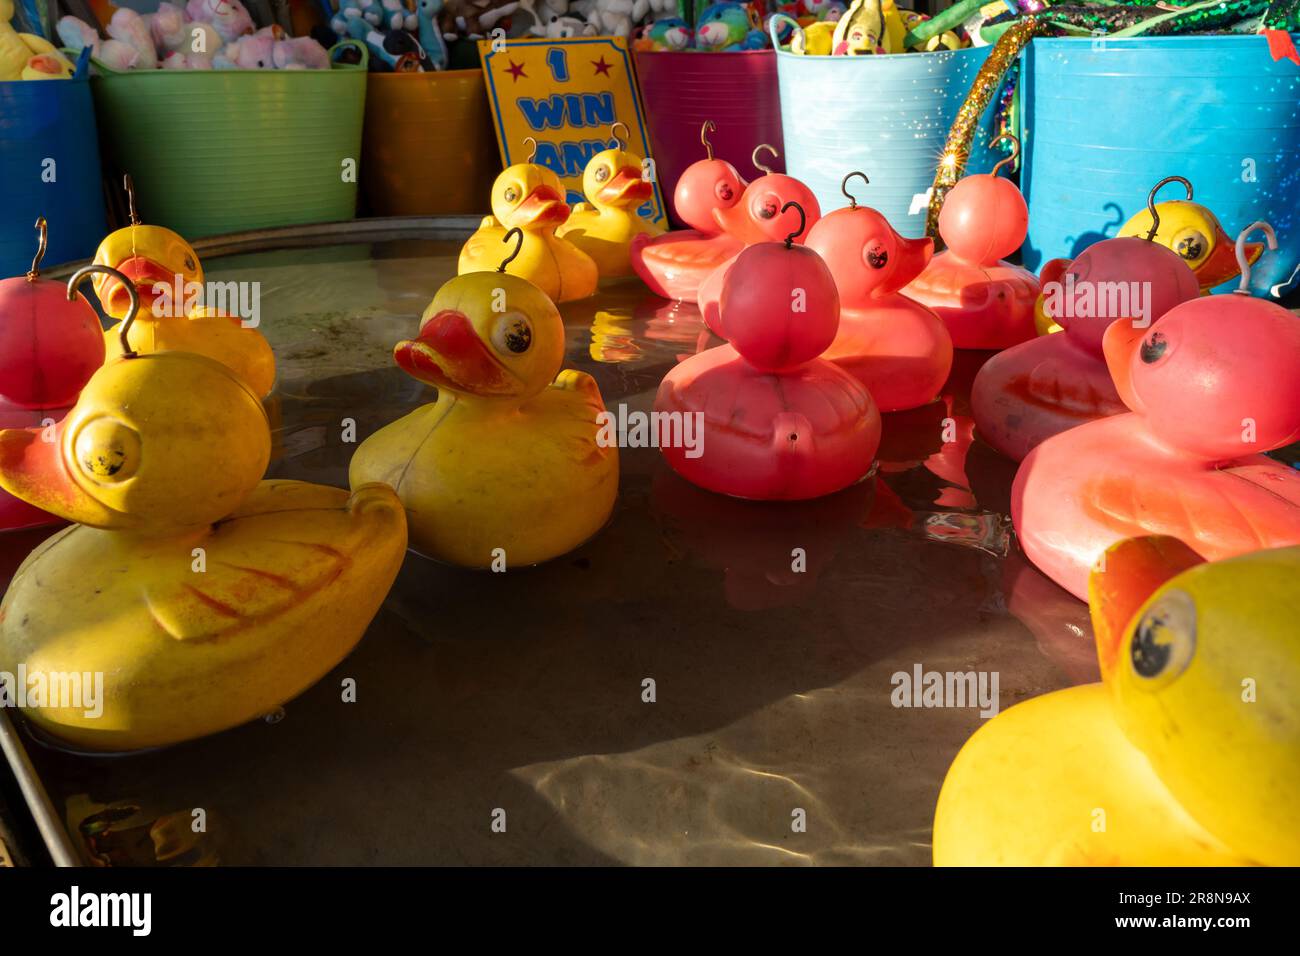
[2, 239, 1103, 866]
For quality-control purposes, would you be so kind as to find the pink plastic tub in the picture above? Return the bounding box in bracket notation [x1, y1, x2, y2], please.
[634, 50, 785, 229]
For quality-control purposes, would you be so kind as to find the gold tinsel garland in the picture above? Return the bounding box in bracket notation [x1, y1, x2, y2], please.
[925, 17, 1051, 240]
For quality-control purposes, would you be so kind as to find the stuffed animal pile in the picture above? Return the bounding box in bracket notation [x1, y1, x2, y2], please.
[57, 0, 331, 71]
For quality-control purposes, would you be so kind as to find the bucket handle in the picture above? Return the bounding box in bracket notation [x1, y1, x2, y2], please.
[330, 40, 370, 71]
[769, 14, 803, 52]
[1233, 222, 1278, 296]
[70, 45, 92, 80]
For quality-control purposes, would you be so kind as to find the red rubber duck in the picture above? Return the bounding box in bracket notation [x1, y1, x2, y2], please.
[696, 145, 822, 331]
[972, 197, 1201, 461]
[655, 201, 880, 501]
[630, 120, 746, 302]
[0, 219, 106, 531]
[1012, 222, 1300, 600]
[805, 172, 952, 413]
[905, 136, 1039, 350]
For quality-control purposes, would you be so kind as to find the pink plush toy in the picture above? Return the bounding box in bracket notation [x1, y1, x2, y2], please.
[107, 8, 158, 68]
[150, 2, 189, 54]
[215, 30, 275, 68]
[273, 35, 330, 69]
[186, 0, 256, 44]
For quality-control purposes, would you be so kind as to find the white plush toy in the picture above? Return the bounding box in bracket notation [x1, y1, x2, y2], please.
[107, 8, 158, 68]
[584, 0, 648, 38]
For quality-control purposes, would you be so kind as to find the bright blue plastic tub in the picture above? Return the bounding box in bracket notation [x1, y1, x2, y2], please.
[0, 60, 107, 275]
[772, 33, 1003, 238]
[1022, 35, 1300, 296]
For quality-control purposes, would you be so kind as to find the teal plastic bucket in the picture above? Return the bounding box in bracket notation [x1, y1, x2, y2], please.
[0, 57, 107, 274]
[1022, 35, 1300, 296]
[772, 31, 1003, 238]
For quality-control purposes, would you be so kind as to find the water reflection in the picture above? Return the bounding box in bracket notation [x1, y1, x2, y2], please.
[3, 238, 1092, 867]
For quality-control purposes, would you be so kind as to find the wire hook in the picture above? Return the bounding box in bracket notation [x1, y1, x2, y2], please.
[1232, 221, 1277, 295]
[1143, 176, 1194, 242]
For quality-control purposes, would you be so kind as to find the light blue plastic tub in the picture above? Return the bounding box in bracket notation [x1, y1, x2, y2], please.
[1022, 35, 1300, 296]
[0, 54, 107, 275]
[772, 30, 1003, 238]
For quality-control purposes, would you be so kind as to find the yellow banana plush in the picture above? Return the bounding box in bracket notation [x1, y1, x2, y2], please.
[0, 267, 406, 752]
[934, 536, 1299, 865]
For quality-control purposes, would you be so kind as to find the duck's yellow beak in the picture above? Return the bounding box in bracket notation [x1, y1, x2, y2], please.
[395, 310, 518, 397]
[596, 166, 653, 207]
[512, 184, 570, 228]
[0, 423, 122, 529]
[1088, 536, 1204, 682]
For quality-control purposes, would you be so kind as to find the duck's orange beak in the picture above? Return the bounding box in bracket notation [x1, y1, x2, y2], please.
[513, 184, 570, 227]
[597, 166, 653, 207]
[1087, 536, 1204, 682]
[713, 202, 768, 245]
[395, 310, 517, 397]
[98, 256, 176, 318]
[1102, 317, 1147, 414]
[890, 234, 934, 289]
[1194, 230, 1262, 292]
[0, 423, 119, 528]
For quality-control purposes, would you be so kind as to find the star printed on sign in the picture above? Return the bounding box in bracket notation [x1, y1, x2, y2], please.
[591, 56, 611, 76]
[506, 60, 526, 81]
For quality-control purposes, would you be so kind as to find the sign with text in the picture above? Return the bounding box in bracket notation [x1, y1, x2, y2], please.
[478, 36, 666, 226]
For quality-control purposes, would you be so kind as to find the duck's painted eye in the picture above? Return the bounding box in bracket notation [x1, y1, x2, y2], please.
[503, 185, 520, 203]
[757, 200, 778, 220]
[1130, 589, 1196, 684]
[1140, 331, 1169, 364]
[491, 312, 533, 355]
[715, 181, 735, 203]
[184, 254, 196, 272]
[1172, 228, 1209, 264]
[73, 417, 141, 483]
[594, 165, 611, 183]
[865, 244, 888, 269]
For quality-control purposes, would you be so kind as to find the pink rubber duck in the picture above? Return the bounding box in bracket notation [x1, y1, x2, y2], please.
[905, 136, 1039, 350]
[630, 121, 746, 302]
[0, 219, 106, 531]
[655, 201, 880, 501]
[1012, 223, 1300, 600]
[972, 217, 1201, 462]
[805, 172, 952, 413]
[696, 145, 822, 331]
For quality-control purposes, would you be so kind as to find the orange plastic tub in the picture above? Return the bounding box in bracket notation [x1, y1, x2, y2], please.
[361, 70, 499, 217]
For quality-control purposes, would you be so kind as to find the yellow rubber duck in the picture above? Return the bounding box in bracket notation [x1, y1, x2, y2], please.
[0, 266, 407, 752]
[933, 535, 1300, 866]
[0, 0, 61, 81]
[459, 141, 597, 303]
[351, 230, 619, 568]
[91, 176, 276, 397]
[1118, 176, 1263, 293]
[556, 122, 662, 278]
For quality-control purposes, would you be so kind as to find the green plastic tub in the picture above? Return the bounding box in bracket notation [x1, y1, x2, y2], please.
[90, 43, 368, 239]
